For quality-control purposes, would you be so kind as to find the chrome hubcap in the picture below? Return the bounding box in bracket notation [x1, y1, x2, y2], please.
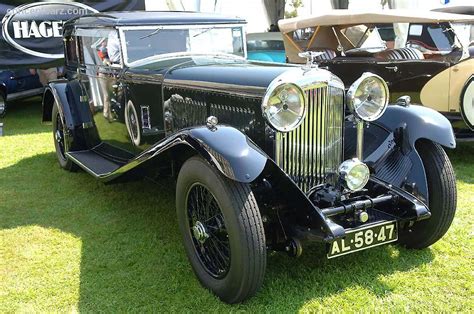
[187, 183, 230, 278]
[192, 221, 209, 244]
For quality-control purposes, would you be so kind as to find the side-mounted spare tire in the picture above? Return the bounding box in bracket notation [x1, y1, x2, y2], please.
[176, 156, 266, 303]
[399, 140, 456, 249]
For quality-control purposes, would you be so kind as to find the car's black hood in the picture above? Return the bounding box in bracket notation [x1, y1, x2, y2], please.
[160, 57, 296, 98]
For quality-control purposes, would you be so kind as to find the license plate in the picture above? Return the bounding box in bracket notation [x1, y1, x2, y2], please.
[327, 221, 398, 259]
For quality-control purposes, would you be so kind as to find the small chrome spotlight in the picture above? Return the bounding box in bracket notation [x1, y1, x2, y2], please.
[339, 158, 370, 191]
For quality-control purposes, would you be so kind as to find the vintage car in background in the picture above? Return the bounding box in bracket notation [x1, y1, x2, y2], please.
[279, 10, 474, 138]
[43, 11, 457, 303]
[0, 68, 43, 116]
[246, 32, 286, 63]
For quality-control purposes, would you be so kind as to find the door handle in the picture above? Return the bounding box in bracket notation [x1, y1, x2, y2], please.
[452, 66, 459, 72]
[385, 66, 398, 72]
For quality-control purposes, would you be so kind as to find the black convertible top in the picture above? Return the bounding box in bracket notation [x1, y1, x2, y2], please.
[65, 11, 246, 28]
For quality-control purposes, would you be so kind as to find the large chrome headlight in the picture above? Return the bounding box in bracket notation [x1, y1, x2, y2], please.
[262, 83, 306, 132]
[347, 72, 389, 121]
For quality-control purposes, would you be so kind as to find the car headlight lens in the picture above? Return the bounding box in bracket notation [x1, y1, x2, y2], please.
[339, 158, 370, 191]
[347, 72, 389, 121]
[262, 83, 306, 132]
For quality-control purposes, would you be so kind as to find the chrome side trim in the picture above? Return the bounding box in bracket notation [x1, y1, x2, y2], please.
[6, 87, 44, 101]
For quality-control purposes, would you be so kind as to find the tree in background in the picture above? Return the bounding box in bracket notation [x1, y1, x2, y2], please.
[285, 0, 303, 18]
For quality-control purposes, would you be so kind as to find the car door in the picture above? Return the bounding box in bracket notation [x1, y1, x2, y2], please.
[9, 69, 38, 93]
[393, 59, 451, 106]
[76, 27, 139, 155]
[448, 57, 474, 114]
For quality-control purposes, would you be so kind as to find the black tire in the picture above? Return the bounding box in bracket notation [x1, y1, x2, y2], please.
[0, 90, 6, 117]
[399, 140, 456, 249]
[52, 103, 78, 172]
[176, 156, 266, 303]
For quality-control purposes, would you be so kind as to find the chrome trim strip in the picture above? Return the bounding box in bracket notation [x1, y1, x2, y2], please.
[6, 87, 44, 101]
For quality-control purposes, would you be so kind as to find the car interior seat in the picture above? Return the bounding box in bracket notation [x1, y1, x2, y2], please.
[375, 47, 425, 60]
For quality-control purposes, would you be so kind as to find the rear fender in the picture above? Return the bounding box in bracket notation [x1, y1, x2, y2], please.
[43, 80, 74, 126]
[42, 80, 94, 150]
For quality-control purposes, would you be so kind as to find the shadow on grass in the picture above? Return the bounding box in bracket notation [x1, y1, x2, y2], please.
[0, 97, 49, 137]
[0, 151, 435, 311]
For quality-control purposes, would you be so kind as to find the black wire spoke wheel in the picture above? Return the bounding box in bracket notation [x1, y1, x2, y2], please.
[176, 156, 266, 303]
[52, 103, 77, 171]
[55, 111, 66, 159]
[187, 183, 230, 279]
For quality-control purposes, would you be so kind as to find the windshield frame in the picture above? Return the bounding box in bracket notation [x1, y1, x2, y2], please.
[118, 24, 247, 67]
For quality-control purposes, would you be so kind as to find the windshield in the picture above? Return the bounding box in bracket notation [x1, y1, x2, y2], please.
[121, 25, 245, 65]
[341, 25, 386, 50]
[407, 23, 456, 52]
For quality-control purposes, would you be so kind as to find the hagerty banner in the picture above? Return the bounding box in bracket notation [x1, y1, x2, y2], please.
[0, 0, 145, 68]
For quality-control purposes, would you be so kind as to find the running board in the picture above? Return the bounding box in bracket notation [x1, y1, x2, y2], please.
[67, 150, 121, 177]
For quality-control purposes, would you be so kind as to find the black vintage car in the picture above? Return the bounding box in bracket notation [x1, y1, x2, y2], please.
[42, 11, 457, 303]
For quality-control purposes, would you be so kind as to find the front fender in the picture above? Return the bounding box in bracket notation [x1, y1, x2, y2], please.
[113, 125, 268, 184]
[353, 103, 456, 204]
[376, 104, 456, 148]
[187, 126, 268, 183]
[113, 125, 342, 241]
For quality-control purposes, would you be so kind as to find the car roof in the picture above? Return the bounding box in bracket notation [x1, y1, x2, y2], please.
[278, 9, 474, 33]
[65, 11, 246, 28]
[432, 5, 474, 16]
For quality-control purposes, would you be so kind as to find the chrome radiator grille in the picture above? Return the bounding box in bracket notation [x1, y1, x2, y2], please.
[275, 85, 344, 192]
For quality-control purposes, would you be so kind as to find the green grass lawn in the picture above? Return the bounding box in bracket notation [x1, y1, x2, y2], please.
[1, 98, 473, 312]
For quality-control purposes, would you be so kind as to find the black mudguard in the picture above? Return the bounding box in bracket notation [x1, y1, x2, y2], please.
[377, 104, 456, 148]
[43, 80, 93, 126]
[346, 104, 456, 204]
[110, 124, 343, 241]
[105, 125, 268, 183]
[42, 80, 97, 150]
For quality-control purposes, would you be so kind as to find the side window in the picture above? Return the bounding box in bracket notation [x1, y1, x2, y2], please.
[76, 28, 122, 67]
[64, 36, 78, 65]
